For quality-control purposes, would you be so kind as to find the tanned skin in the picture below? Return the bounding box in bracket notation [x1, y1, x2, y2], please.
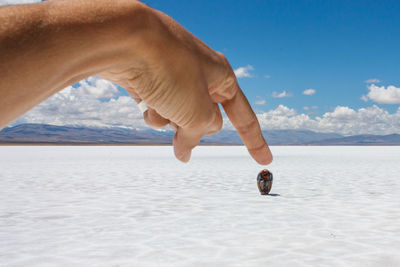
[0, 0, 272, 164]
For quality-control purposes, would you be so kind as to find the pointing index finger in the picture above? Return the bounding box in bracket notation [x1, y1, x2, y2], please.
[222, 85, 273, 165]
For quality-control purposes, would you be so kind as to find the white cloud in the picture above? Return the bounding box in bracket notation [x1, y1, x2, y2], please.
[234, 65, 254, 78]
[254, 99, 266, 105]
[272, 90, 291, 98]
[268, 105, 297, 116]
[365, 84, 400, 104]
[12, 76, 146, 129]
[365, 78, 381, 84]
[303, 88, 316, 96]
[80, 76, 119, 99]
[313, 105, 400, 135]
[0, 0, 40, 5]
[303, 106, 309, 110]
[264, 74, 271, 79]
[254, 105, 313, 131]
[361, 95, 368, 102]
[11, 76, 400, 136]
[223, 105, 400, 135]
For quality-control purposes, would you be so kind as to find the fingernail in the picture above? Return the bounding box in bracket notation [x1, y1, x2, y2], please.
[137, 101, 148, 113]
[249, 145, 273, 165]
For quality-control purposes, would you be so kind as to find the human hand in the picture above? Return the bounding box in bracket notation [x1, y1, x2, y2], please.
[0, 0, 272, 164]
[99, 3, 273, 164]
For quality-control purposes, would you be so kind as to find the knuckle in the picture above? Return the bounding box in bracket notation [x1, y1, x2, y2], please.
[221, 75, 238, 100]
[216, 51, 230, 67]
[199, 108, 223, 136]
[211, 53, 238, 101]
[144, 111, 168, 129]
[235, 118, 258, 137]
[216, 52, 234, 77]
[216, 51, 227, 61]
[185, 108, 215, 132]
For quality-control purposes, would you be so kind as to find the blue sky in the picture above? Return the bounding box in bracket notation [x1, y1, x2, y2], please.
[4, 0, 400, 135]
[144, 0, 400, 115]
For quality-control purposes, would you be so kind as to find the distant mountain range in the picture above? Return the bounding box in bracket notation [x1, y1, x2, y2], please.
[0, 123, 399, 145]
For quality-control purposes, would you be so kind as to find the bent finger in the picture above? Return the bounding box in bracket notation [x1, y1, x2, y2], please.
[173, 126, 204, 163]
[204, 103, 223, 136]
[144, 107, 170, 129]
[222, 85, 272, 165]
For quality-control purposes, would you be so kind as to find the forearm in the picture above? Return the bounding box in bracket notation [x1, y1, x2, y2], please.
[0, 0, 272, 164]
[0, 0, 150, 129]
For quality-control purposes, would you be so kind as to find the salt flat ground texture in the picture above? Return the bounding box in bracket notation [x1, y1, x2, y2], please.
[0, 146, 399, 267]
